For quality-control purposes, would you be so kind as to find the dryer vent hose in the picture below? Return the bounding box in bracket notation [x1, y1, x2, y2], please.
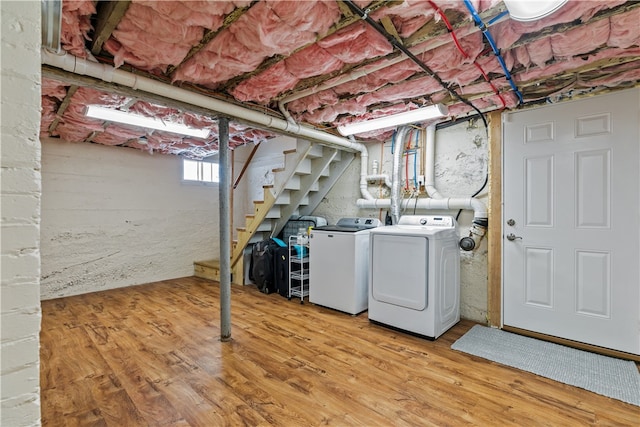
[459, 218, 488, 251]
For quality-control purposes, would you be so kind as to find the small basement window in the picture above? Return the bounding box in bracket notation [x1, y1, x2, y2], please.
[183, 158, 219, 184]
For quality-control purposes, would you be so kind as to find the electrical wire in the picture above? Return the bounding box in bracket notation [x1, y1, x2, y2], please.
[344, 1, 495, 219]
[463, 0, 524, 105]
[343, 0, 488, 130]
[427, 0, 506, 109]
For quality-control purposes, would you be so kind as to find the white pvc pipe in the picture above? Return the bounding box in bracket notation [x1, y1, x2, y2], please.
[425, 125, 443, 199]
[357, 196, 487, 216]
[43, 50, 367, 154]
[43, 50, 382, 201]
[366, 174, 392, 188]
[359, 124, 488, 221]
[42, 51, 488, 220]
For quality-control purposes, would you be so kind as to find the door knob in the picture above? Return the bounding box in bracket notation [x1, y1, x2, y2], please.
[506, 233, 522, 241]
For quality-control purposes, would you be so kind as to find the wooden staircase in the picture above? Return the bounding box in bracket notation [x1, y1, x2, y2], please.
[194, 139, 355, 285]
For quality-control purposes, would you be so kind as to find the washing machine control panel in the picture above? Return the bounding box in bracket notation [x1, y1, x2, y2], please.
[399, 215, 455, 228]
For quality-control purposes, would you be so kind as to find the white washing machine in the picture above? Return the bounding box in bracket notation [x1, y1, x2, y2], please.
[309, 217, 382, 315]
[368, 215, 460, 339]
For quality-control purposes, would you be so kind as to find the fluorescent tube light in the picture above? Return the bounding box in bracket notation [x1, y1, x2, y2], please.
[502, 0, 568, 22]
[85, 105, 210, 139]
[337, 104, 449, 136]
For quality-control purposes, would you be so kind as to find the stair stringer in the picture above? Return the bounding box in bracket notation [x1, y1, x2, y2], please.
[298, 149, 356, 217]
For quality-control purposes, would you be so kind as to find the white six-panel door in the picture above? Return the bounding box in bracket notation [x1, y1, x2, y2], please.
[502, 89, 640, 355]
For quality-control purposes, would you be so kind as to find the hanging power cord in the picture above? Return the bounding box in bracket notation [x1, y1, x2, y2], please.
[463, 0, 524, 105]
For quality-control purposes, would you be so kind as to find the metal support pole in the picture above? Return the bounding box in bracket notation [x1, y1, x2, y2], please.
[218, 116, 232, 342]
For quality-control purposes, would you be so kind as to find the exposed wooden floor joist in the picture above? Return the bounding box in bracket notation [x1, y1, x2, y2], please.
[40, 277, 639, 426]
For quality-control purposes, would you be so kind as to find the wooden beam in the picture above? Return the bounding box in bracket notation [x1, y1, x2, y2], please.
[486, 110, 502, 328]
[167, 2, 256, 78]
[91, 1, 131, 55]
[218, 0, 403, 93]
[47, 85, 78, 133]
[380, 16, 402, 44]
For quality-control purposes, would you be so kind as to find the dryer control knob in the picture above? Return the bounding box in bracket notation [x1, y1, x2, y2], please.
[420, 218, 427, 225]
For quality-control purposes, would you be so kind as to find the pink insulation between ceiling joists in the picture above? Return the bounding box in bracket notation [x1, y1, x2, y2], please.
[105, 2, 206, 73]
[508, 8, 640, 71]
[49, 0, 640, 148]
[173, 0, 341, 88]
[41, 81, 275, 157]
[231, 20, 393, 103]
[287, 2, 639, 132]
[60, 0, 95, 58]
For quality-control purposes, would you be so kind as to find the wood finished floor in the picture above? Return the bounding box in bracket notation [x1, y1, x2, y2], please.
[40, 277, 639, 426]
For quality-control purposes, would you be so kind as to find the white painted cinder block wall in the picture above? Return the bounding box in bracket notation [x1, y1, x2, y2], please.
[1, 1, 42, 425]
[40, 139, 219, 299]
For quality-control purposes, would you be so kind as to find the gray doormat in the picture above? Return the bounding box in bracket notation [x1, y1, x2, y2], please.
[452, 325, 640, 406]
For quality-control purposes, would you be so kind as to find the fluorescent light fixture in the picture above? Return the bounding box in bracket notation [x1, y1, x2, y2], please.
[85, 105, 210, 139]
[502, 0, 568, 22]
[337, 104, 448, 136]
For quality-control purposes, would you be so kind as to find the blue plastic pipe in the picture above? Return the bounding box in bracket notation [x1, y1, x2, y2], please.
[463, 0, 524, 104]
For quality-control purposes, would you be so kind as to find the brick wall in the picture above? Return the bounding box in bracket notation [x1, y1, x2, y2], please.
[1, 1, 42, 426]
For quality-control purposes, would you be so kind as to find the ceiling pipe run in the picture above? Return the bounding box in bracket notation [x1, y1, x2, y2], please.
[42, 50, 366, 153]
[41, 50, 378, 203]
[42, 51, 487, 234]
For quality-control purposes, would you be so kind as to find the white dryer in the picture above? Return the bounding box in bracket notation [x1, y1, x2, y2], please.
[368, 215, 460, 339]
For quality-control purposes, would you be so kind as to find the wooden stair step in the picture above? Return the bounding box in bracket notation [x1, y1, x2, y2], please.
[194, 259, 243, 285]
[194, 259, 221, 281]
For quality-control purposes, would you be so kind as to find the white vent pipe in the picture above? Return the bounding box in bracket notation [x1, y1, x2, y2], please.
[42, 51, 367, 153]
[424, 125, 444, 199]
[357, 196, 486, 215]
[390, 126, 410, 224]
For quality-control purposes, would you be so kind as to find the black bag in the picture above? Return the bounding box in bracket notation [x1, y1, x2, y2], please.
[273, 246, 294, 298]
[250, 238, 281, 294]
